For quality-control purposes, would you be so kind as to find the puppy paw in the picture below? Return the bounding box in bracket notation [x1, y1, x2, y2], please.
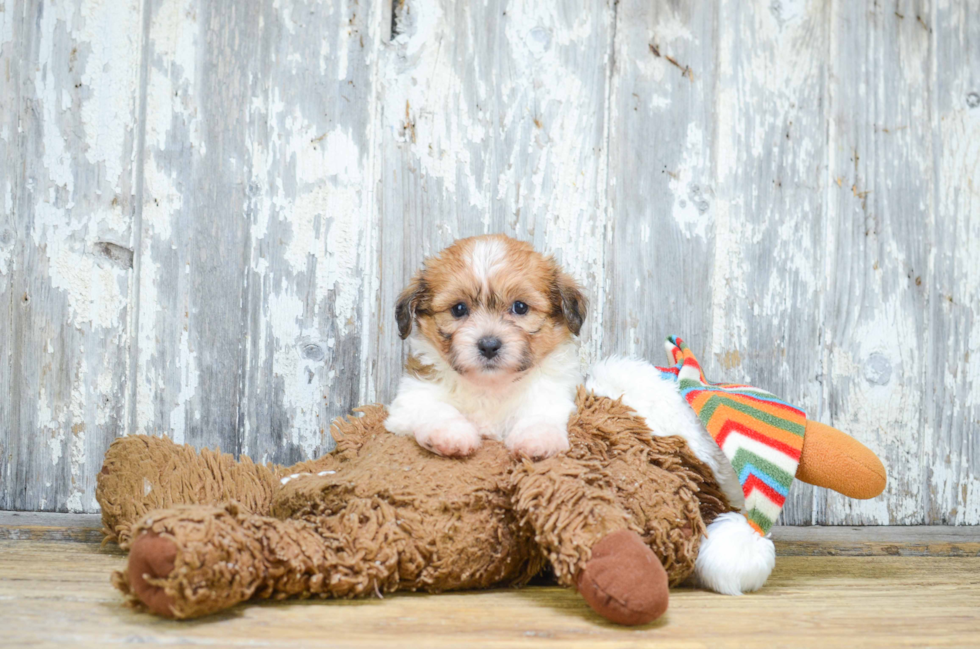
[506, 420, 570, 460]
[415, 417, 482, 457]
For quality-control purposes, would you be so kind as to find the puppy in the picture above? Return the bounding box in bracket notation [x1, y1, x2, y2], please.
[384, 234, 587, 460]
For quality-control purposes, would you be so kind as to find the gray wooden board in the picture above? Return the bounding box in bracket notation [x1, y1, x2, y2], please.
[369, 0, 615, 402]
[601, 0, 719, 362]
[706, 1, 830, 525]
[0, 0, 143, 512]
[819, 0, 937, 526]
[131, 0, 384, 470]
[2, 512, 977, 556]
[931, 0, 980, 525]
[0, 0, 977, 523]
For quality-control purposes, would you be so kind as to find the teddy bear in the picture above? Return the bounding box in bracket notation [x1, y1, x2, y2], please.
[98, 389, 731, 625]
[96, 340, 886, 626]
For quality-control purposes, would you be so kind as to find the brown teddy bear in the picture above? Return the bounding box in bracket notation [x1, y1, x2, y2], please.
[98, 389, 732, 626]
[97, 341, 887, 626]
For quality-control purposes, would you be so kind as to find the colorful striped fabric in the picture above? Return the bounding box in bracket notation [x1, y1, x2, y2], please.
[657, 337, 807, 536]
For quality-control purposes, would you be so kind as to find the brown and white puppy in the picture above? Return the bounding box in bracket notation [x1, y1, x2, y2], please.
[384, 234, 587, 459]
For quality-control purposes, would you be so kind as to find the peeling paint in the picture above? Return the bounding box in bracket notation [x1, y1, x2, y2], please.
[35, 7, 75, 194]
[0, 226, 12, 279]
[168, 329, 200, 445]
[266, 290, 321, 457]
[36, 206, 129, 331]
[76, 0, 142, 191]
[3, 0, 977, 525]
[668, 123, 712, 239]
[385, 0, 481, 204]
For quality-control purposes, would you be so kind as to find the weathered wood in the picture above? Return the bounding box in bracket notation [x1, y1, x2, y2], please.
[230, 0, 383, 466]
[929, 0, 980, 525]
[602, 1, 719, 362]
[4, 512, 977, 556]
[129, 0, 251, 459]
[0, 0, 144, 512]
[771, 525, 980, 557]
[130, 0, 256, 457]
[369, 0, 615, 402]
[1, 0, 978, 523]
[707, 1, 830, 526]
[818, 0, 938, 526]
[131, 0, 384, 470]
[2, 534, 980, 647]
[0, 511, 106, 543]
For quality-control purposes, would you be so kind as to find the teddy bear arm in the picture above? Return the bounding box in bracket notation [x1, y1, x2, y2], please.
[120, 499, 409, 619]
[511, 462, 630, 585]
[97, 435, 281, 549]
[511, 459, 670, 626]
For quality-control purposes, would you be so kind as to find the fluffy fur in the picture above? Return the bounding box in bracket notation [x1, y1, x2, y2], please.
[385, 235, 587, 460]
[689, 513, 776, 596]
[587, 356, 775, 595]
[586, 356, 744, 509]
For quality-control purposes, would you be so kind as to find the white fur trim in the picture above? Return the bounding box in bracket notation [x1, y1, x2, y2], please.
[690, 513, 775, 595]
[586, 356, 745, 509]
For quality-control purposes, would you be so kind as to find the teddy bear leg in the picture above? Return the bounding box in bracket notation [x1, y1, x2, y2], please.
[120, 502, 403, 619]
[512, 462, 670, 625]
[577, 529, 670, 625]
[118, 505, 263, 618]
[97, 435, 285, 549]
[124, 530, 180, 617]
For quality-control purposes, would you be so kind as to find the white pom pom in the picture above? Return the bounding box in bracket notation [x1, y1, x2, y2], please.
[692, 512, 776, 596]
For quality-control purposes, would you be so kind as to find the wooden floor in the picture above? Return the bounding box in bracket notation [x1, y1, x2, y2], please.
[2, 514, 979, 648]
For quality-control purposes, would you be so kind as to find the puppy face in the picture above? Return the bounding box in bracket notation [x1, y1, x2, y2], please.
[396, 235, 586, 383]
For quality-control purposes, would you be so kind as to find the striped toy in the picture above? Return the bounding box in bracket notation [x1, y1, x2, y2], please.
[657, 337, 807, 536]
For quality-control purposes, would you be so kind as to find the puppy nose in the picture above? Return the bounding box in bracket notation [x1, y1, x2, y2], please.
[477, 336, 502, 359]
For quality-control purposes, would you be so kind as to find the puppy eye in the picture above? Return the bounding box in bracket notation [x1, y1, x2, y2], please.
[511, 301, 529, 315]
[451, 302, 469, 318]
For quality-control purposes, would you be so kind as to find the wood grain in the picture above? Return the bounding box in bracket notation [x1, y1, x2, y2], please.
[819, 0, 936, 526]
[771, 524, 980, 557]
[369, 0, 615, 402]
[601, 0, 719, 362]
[929, 0, 980, 525]
[131, 0, 383, 467]
[230, 0, 383, 467]
[0, 511, 107, 544]
[0, 0, 144, 512]
[2, 533, 979, 648]
[5, 512, 978, 555]
[1, 0, 978, 523]
[132, 0, 257, 458]
[707, 1, 830, 525]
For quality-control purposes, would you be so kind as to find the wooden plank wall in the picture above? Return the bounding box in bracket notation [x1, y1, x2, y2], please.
[0, 0, 977, 523]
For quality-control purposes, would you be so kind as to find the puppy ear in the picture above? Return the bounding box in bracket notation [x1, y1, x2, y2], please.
[556, 271, 587, 336]
[395, 274, 426, 339]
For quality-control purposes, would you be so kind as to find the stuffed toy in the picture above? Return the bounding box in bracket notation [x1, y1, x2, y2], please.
[96, 338, 886, 626]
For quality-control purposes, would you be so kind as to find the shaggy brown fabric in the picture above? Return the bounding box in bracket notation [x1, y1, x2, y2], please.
[512, 390, 729, 587]
[97, 434, 334, 550]
[102, 391, 731, 622]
